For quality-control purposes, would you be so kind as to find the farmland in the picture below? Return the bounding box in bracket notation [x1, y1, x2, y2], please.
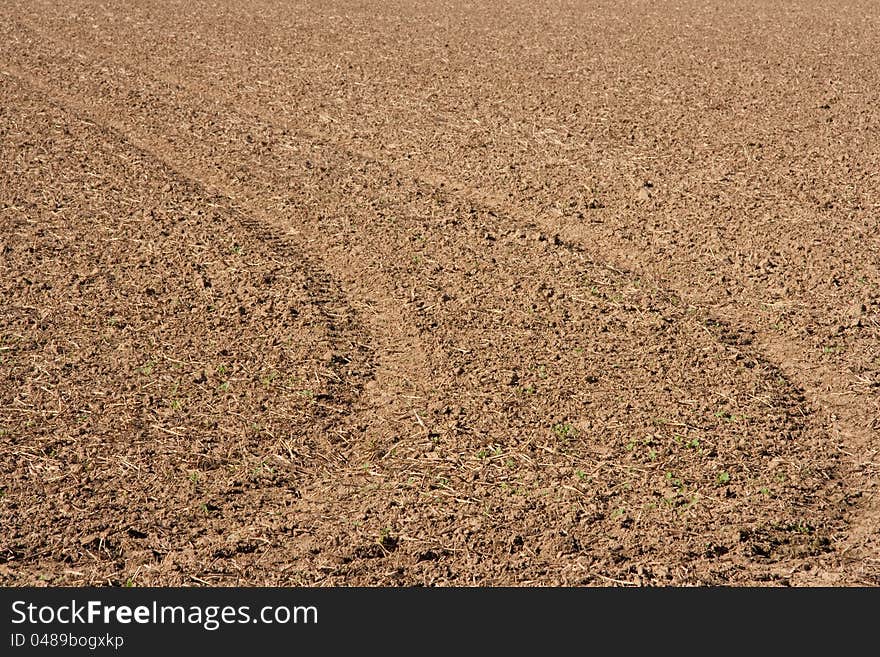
[1, 0, 878, 585]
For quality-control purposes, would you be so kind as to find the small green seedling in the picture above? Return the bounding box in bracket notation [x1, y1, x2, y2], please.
[553, 423, 576, 439]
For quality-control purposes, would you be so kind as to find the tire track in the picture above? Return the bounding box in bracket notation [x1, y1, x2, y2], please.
[0, 14, 860, 584]
[70, 2, 874, 583]
[8, 5, 870, 465]
[0, 66, 377, 420]
[0, 72, 385, 585]
[11, 11, 870, 454]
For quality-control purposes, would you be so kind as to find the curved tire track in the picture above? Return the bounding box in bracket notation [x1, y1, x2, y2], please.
[0, 11, 864, 584]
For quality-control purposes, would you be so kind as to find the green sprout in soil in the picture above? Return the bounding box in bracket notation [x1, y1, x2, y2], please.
[553, 422, 576, 439]
[666, 472, 683, 491]
[714, 410, 739, 423]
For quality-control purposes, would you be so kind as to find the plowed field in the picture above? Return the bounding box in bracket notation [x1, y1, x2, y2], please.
[1, 0, 878, 586]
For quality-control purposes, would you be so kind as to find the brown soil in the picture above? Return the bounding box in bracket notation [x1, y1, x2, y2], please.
[1, 0, 877, 586]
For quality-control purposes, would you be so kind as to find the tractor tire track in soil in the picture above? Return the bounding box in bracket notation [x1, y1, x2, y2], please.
[1, 1, 877, 584]
[0, 71, 383, 585]
[9, 0, 879, 486]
